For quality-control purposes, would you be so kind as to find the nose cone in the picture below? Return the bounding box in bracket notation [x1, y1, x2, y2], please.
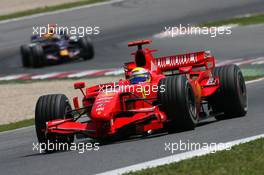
[91, 92, 119, 121]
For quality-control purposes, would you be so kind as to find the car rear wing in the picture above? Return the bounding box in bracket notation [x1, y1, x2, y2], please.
[153, 51, 215, 72]
[124, 49, 216, 78]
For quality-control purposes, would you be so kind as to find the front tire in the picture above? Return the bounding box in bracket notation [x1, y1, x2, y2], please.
[158, 75, 198, 131]
[35, 94, 74, 152]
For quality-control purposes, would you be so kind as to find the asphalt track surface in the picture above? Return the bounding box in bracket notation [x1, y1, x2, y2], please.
[1, 0, 264, 175]
[1, 0, 264, 75]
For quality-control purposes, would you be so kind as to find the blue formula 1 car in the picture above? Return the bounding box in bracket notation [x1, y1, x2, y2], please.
[20, 34, 94, 68]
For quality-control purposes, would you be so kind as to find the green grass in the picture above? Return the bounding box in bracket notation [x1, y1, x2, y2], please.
[202, 13, 264, 27]
[0, 119, 34, 132]
[242, 67, 264, 81]
[0, 0, 107, 21]
[126, 138, 264, 175]
[244, 75, 264, 81]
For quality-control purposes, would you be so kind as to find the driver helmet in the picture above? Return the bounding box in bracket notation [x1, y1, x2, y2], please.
[130, 67, 151, 84]
[48, 24, 56, 34]
[43, 24, 56, 39]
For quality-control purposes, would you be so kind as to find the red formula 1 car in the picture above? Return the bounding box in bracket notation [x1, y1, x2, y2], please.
[35, 40, 247, 151]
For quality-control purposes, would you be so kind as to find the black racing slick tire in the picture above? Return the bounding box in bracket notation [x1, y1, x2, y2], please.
[158, 75, 198, 131]
[35, 94, 74, 152]
[30, 44, 45, 68]
[210, 64, 247, 120]
[78, 36, 94, 60]
[20, 45, 31, 67]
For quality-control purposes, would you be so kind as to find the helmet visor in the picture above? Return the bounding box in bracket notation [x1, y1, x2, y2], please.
[130, 76, 148, 84]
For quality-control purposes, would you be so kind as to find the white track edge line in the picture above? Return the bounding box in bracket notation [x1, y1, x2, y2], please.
[245, 77, 264, 84]
[0, 125, 34, 135]
[0, 0, 127, 24]
[96, 133, 264, 175]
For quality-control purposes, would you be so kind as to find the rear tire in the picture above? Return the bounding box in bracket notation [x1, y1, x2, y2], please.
[78, 36, 94, 60]
[35, 94, 74, 152]
[158, 75, 198, 131]
[20, 45, 31, 67]
[210, 64, 247, 120]
[30, 44, 45, 68]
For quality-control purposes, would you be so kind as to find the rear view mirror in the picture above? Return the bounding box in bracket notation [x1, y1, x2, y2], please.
[74, 82, 85, 89]
[205, 58, 215, 69]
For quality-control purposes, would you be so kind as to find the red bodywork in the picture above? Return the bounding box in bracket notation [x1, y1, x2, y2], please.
[47, 40, 220, 139]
